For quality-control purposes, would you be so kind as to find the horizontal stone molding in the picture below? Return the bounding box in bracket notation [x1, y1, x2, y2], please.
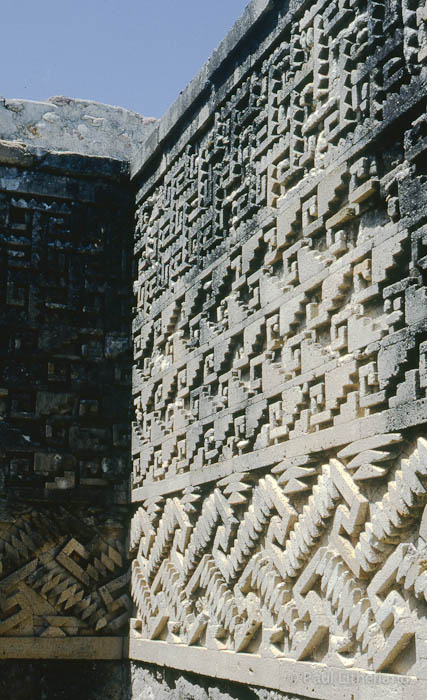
[132, 399, 427, 501]
[0, 636, 125, 659]
[129, 633, 426, 700]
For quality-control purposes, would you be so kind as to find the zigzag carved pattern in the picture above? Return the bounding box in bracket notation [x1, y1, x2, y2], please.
[131, 437, 427, 674]
[0, 507, 130, 637]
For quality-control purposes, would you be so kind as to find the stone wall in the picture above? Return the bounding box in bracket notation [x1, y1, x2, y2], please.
[0, 660, 129, 700]
[0, 96, 156, 160]
[129, 0, 427, 698]
[2, 0, 427, 698]
[130, 660, 299, 700]
[0, 141, 132, 657]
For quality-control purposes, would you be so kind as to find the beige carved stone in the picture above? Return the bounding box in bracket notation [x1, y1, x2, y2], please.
[129, 0, 427, 696]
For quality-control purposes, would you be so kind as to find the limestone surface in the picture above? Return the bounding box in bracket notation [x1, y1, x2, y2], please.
[0, 95, 156, 160]
[129, 0, 427, 697]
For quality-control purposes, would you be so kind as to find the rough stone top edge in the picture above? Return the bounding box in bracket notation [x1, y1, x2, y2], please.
[0, 95, 158, 163]
[130, 0, 276, 180]
[4, 94, 156, 119]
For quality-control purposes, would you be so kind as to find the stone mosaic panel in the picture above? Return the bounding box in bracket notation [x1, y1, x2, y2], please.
[0, 503, 129, 640]
[0, 153, 131, 499]
[0, 148, 132, 651]
[130, 0, 427, 693]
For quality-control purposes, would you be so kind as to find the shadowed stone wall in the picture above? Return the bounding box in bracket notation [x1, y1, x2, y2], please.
[0, 142, 133, 660]
[0, 98, 157, 698]
[0, 660, 129, 700]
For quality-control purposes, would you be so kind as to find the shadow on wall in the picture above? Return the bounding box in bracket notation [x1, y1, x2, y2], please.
[0, 661, 129, 700]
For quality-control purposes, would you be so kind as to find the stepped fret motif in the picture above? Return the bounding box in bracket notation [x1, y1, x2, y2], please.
[131, 0, 427, 690]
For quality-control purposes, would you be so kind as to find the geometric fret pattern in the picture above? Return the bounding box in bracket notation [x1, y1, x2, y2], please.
[0, 147, 132, 651]
[130, 0, 427, 691]
[0, 506, 130, 638]
[2, 0, 427, 693]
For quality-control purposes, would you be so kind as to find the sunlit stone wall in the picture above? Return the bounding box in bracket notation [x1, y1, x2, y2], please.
[129, 0, 427, 697]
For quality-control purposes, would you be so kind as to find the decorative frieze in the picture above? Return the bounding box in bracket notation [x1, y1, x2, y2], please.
[130, 0, 427, 694]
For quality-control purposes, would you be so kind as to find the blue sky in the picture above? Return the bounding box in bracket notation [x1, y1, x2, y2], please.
[1, 0, 249, 118]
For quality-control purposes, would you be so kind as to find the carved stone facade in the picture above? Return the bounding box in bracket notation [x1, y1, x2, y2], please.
[0, 144, 134, 657]
[1, 0, 427, 698]
[129, 0, 427, 696]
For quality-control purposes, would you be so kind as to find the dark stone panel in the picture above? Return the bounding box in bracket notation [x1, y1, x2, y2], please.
[0, 153, 133, 502]
[0, 150, 134, 642]
[0, 660, 129, 700]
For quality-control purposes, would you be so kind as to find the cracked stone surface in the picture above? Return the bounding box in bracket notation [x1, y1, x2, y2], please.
[0, 95, 156, 160]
